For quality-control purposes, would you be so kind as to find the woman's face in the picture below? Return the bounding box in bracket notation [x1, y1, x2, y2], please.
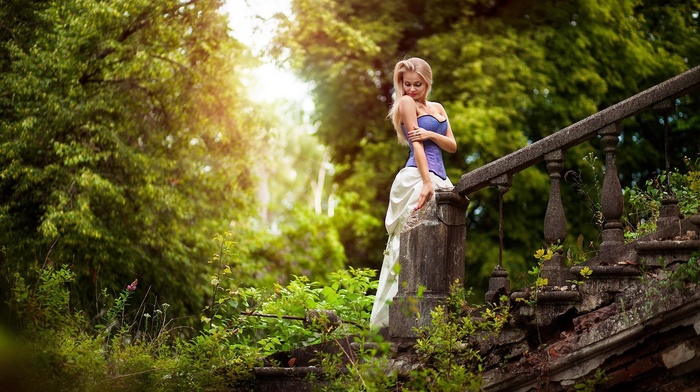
[402, 71, 427, 101]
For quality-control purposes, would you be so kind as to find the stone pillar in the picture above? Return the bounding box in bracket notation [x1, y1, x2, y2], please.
[388, 189, 469, 339]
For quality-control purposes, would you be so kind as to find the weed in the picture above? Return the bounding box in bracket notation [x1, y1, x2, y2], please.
[565, 152, 604, 230]
[565, 234, 597, 267]
[516, 245, 559, 306]
[661, 253, 700, 292]
[574, 368, 608, 391]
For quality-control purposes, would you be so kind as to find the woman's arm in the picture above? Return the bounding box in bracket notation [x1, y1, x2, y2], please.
[398, 95, 433, 210]
[408, 102, 457, 153]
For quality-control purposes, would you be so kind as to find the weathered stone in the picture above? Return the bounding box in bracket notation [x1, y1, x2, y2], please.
[573, 303, 618, 332]
[662, 343, 696, 368]
[485, 265, 510, 304]
[389, 189, 469, 338]
[626, 356, 656, 378]
[657, 195, 682, 228]
[636, 239, 700, 267]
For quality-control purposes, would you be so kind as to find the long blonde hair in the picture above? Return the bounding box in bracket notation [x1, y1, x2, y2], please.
[387, 57, 433, 145]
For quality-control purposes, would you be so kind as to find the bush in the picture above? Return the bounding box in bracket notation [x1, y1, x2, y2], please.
[5, 256, 378, 391]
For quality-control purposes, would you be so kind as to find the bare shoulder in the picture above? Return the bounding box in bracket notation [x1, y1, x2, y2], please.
[397, 95, 418, 112]
[429, 101, 446, 113]
[398, 95, 416, 106]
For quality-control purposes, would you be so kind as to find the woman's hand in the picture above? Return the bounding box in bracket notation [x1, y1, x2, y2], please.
[409, 126, 431, 143]
[415, 181, 434, 210]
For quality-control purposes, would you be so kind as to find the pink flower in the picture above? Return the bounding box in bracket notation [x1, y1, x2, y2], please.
[127, 279, 138, 292]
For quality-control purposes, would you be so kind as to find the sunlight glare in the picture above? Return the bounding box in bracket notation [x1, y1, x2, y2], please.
[222, 0, 311, 106]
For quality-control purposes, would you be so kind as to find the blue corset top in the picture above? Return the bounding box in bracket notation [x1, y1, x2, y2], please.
[402, 115, 448, 180]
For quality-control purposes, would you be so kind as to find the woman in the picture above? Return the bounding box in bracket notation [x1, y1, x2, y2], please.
[370, 57, 457, 328]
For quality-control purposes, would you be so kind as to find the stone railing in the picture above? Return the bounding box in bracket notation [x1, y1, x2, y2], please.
[389, 65, 700, 338]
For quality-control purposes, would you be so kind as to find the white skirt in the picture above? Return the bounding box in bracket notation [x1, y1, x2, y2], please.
[369, 167, 453, 328]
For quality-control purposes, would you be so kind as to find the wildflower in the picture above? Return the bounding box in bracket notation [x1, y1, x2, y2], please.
[127, 279, 138, 291]
[580, 266, 593, 279]
[543, 249, 553, 261]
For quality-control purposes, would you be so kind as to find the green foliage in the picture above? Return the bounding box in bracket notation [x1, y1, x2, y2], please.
[574, 368, 608, 392]
[311, 333, 395, 392]
[623, 177, 663, 240]
[403, 288, 510, 391]
[6, 250, 382, 391]
[565, 153, 605, 232]
[662, 253, 700, 292]
[212, 268, 375, 356]
[315, 285, 509, 392]
[10, 264, 86, 335]
[8, 264, 110, 391]
[516, 246, 554, 306]
[3, 0, 700, 390]
[0, 0, 263, 324]
[565, 234, 596, 267]
[623, 157, 700, 240]
[579, 266, 593, 280]
[6, 260, 266, 391]
[516, 241, 595, 305]
[252, 207, 348, 286]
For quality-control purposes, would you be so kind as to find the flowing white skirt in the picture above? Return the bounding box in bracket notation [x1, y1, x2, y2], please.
[369, 167, 453, 328]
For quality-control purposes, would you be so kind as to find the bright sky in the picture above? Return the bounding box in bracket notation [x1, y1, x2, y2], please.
[221, 0, 312, 106]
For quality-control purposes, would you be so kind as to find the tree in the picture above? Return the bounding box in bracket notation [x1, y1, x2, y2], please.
[0, 0, 262, 322]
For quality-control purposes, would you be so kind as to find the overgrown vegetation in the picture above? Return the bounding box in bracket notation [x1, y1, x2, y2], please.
[624, 156, 700, 240]
[4, 251, 515, 391]
[4, 252, 377, 392]
[309, 285, 511, 392]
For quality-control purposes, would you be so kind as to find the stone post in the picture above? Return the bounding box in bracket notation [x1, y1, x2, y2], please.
[388, 189, 469, 338]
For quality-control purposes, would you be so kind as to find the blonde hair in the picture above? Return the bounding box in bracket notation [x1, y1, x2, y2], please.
[387, 57, 433, 145]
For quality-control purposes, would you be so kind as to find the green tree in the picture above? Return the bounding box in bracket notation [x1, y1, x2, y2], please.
[0, 0, 262, 323]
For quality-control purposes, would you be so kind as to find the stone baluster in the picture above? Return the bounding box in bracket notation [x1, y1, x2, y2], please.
[542, 149, 567, 286]
[599, 123, 625, 256]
